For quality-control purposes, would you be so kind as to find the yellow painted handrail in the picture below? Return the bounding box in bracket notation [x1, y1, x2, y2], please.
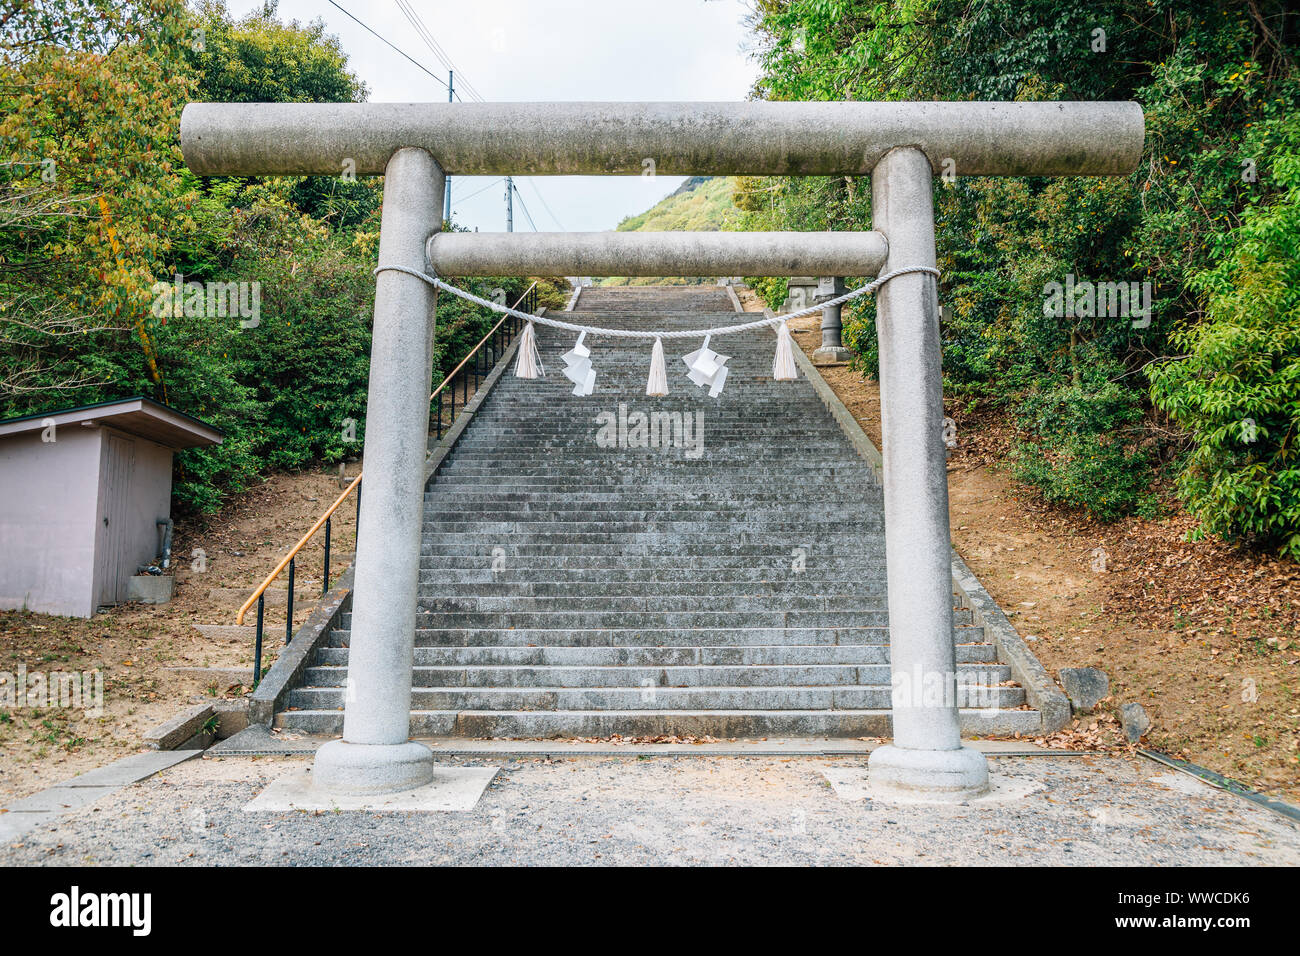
[235, 281, 539, 624]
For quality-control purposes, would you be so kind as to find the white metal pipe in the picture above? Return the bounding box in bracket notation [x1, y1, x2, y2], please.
[427, 230, 889, 277]
[180, 101, 1144, 178]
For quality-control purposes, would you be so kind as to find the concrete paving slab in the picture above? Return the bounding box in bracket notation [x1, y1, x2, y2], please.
[0, 810, 57, 842]
[243, 766, 500, 813]
[62, 749, 202, 788]
[4, 786, 118, 813]
[206, 724, 320, 756]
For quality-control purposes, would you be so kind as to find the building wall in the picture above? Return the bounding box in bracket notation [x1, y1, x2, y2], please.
[0, 427, 103, 617]
[0, 425, 175, 618]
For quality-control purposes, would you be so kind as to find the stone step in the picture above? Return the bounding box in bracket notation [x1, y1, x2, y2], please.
[407, 581, 901, 597]
[417, 520, 885, 534]
[339, 609, 975, 629]
[420, 503, 883, 515]
[416, 555, 890, 569]
[418, 507, 881, 519]
[417, 538, 888, 553]
[275, 708, 1042, 738]
[407, 595, 896, 612]
[287, 684, 1026, 712]
[300, 662, 1013, 688]
[324, 625, 988, 648]
[414, 569, 894, 583]
[192, 623, 260, 641]
[206, 587, 319, 608]
[312, 643, 950, 667]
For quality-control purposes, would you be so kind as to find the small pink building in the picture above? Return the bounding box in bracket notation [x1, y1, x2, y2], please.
[0, 397, 222, 618]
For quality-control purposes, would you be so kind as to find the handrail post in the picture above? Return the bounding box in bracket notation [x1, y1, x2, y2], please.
[285, 556, 295, 644]
[253, 594, 264, 687]
[313, 146, 442, 794]
[323, 516, 331, 596]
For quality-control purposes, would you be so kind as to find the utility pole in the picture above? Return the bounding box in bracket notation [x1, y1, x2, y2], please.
[505, 175, 514, 233]
[443, 71, 453, 224]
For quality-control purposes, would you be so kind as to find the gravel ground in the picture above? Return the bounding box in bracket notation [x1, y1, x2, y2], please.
[2, 753, 1297, 866]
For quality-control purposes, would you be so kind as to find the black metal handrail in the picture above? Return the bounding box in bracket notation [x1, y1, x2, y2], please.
[432, 283, 536, 440]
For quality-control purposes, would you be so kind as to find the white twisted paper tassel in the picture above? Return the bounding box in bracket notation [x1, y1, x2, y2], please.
[646, 337, 668, 396]
[513, 321, 544, 379]
[772, 321, 798, 381]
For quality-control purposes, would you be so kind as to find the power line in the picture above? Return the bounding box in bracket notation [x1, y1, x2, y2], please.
[394, 0, 487, 102]
[334, 0, 566, 232]
[453, 177, 505, 204]
[520, 177, 565, 230]
[511, 182, 538, 232]
[327, 0, 449, 92]
[388, 2, 567, 230]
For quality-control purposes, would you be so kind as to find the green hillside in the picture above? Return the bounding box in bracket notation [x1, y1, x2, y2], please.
[616, 176, 740, 232]
[600, 178, 740, 285]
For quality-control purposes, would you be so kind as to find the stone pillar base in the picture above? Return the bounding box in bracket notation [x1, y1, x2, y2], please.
[867, 743, 990, 803]
[811, 346, 854, 366]
[313, 739, 436, 795]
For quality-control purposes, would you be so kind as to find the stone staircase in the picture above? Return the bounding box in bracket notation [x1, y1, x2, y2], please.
[276, 284, 1042, 738]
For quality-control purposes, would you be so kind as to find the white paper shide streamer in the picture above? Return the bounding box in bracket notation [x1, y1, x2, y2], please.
[772, 321, 798, 381]
[646, 337, 668, 397]
[683, 335, 730, 397]
[513, 321, 544, 379]
[561, 331, 596, 396]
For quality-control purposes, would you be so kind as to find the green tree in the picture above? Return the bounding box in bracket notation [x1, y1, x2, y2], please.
[1150, 113, 1300, 556]
[739, 0, 1299, 542]
[0, 0, 197, 408]
[185, 0, 378, 229]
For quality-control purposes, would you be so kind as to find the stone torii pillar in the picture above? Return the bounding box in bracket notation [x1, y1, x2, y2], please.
[180, 100, 1143, 798]
[867, 147, 987, 799]
[313, 148, 445, 793]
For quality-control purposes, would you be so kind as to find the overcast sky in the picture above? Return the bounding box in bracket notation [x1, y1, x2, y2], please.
[226, 0, 761, 231]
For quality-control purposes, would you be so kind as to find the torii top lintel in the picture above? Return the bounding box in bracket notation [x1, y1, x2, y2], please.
[180, 101, 1144, 179]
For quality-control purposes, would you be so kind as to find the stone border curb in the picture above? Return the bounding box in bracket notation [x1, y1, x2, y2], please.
[950, 551, 1070, 731]
[724, 283, 744, 313]
[249, 567, 354, 727]
[1139, 748, 1300, 826]
[143, 698, 250, 750]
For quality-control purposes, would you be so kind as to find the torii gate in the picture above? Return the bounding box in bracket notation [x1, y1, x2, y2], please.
[182, 101, 1143, 800]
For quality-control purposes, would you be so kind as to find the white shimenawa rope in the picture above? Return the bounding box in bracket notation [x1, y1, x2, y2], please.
[372, 264, 941, 339]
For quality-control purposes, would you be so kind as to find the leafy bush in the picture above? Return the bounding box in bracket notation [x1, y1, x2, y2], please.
[1011, 359, 1156, 521]
[1150, 115, 1300, 556]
